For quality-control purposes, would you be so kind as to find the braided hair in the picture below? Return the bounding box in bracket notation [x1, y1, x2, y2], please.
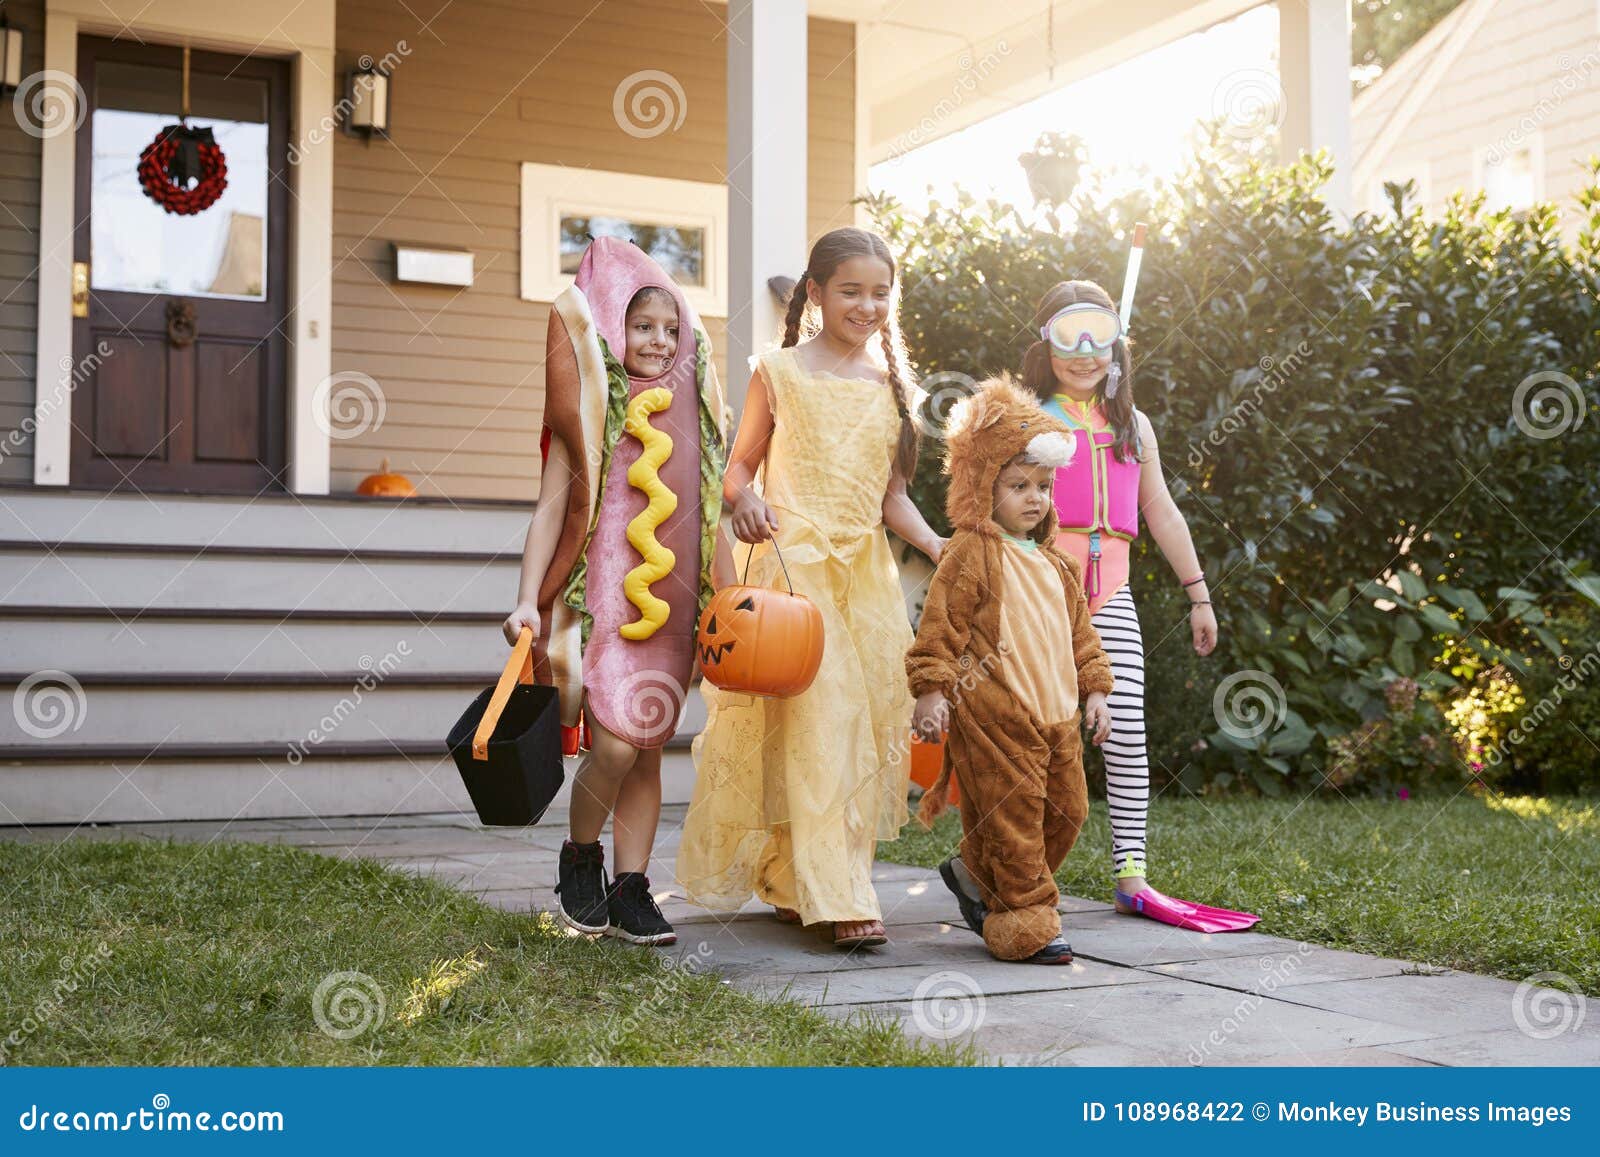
[782, 227, 919, 478]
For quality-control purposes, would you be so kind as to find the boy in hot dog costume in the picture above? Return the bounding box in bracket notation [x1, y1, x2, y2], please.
[507, 237, 727, 946]
[908, 379, 1114, 963]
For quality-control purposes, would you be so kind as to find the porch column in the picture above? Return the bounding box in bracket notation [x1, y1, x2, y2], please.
[1278, 0, 1353, 217]
[289, 48, 335, 494]
[31, 9, 79, 486]
[725, 0, 807, 412]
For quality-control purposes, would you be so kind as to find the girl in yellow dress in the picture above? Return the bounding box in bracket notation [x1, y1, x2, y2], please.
[675, 227, 946, 948]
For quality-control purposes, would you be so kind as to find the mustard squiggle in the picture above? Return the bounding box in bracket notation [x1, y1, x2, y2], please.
[619, 387, 678, 640]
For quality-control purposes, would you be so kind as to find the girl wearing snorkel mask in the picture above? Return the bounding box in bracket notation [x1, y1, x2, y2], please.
[1019, 277, 1258, 933]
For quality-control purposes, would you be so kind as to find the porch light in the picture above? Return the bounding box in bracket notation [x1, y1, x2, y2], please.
[345, 62, 390, 139]
[1, 17, 23, 93]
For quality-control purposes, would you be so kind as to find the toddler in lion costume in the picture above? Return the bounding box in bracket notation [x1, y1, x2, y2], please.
[908, 378, 1114, 963]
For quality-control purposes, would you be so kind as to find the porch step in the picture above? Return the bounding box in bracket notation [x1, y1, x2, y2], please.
[0, 750, 472, 825]
[0, 542, 517, 614]
[0, 747, 703, 826]
[0, 489, 707, 825]
[0, 671, 483, 747]
[0, 490, 706, 825]
[0, 606, 508, 675]
[0, 486, 530, 554]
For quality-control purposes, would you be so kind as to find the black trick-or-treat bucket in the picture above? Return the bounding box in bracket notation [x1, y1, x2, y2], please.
[446, 627, 565, 826]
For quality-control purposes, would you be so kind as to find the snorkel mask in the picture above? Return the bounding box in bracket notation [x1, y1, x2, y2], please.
[1041, 302, 1123, 358]
[1038, 223, 1148, 400]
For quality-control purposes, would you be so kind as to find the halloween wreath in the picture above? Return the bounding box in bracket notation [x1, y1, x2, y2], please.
[138, 121, 227, 216]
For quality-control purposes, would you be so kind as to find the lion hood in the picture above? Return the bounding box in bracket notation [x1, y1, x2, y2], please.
[943, 377, 1076, 543]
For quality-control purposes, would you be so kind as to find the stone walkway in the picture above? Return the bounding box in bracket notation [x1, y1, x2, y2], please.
[11, 798, 1596, 1067]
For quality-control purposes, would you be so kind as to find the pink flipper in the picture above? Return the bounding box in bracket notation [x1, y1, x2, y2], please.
[1116, 885, 1260, 933]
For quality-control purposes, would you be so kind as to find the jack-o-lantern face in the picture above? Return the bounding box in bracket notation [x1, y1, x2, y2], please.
[697, 594, 756, 666]
[696, 584, 824, 698]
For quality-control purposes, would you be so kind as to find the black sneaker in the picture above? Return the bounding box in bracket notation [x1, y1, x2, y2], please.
[938, 857, 989, 936]
[606, 872, 677, 946]
[555, 839, 610, 934]
[1018, 936, 1074, 965]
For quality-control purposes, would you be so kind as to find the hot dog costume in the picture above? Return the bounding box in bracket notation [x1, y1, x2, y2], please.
[907, 379, 1114, 961]
[536, 238, 727, 748]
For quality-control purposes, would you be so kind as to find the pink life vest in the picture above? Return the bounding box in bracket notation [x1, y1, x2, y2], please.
[1041, 395, 1140, 600]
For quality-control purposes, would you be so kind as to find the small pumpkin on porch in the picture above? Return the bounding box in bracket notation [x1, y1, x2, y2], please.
[695, 576, 823, 698]
[356, 458, 416, 498]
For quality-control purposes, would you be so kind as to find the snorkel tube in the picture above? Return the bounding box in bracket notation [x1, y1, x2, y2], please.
[1106, 222, 1146, 399]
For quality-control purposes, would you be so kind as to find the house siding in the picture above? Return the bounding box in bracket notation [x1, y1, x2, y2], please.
[1355, 0, 1600, 234]
[329, 0, 859, 501]
[0, 0, 47, 484]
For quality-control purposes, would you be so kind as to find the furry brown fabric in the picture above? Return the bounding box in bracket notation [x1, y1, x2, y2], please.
[906, 378, 1114, 961]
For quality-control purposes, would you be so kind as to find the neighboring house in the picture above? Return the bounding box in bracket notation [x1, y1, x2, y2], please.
[0, 0, 1354, 825]
[1353, 0, 1600, 235]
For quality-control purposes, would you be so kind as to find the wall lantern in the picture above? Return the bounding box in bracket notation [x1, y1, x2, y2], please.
[345, 61, 390, 140]
[1, 17, 24, 94]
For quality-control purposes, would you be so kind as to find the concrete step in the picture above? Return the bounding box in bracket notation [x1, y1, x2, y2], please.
[0, 486, 530, 555]
[0, 744, 703, 825]
[0, 750, 473, 824]
[0, 677, 708, 754]
[0, 607, 508, 675]
[0, 673, 501, 748]
[0, 544, 518, 614]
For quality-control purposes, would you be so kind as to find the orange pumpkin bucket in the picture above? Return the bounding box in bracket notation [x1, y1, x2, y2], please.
[909, 731, 957, 804]
[697, 539, 823, 698]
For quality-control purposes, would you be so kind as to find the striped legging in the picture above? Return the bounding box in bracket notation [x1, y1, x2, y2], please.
[1089, 583, 1148, 875]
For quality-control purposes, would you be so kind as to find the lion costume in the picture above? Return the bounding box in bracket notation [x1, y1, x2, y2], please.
[907, 379, 1114, 960]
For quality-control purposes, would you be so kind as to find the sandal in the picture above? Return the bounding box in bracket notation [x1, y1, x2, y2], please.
[773, 906, 802, 925]
[833, 919, 888, 949]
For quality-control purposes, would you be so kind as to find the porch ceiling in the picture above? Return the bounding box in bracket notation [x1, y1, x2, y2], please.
[805, 0, 1265, 162]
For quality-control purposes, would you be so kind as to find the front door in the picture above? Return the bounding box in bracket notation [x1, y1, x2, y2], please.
[71, 37, 289, 492]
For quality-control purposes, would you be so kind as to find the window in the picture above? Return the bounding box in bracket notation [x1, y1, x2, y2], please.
[520, 163, 727, 316]
[1477, 139, 1541, 213]
[90, 60, 269, 299]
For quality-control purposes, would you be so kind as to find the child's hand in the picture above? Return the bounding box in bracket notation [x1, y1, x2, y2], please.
[1190, 601, 1218, 656]
[502, 603, 540, 647]
[1083, 692, 1112, 745]
[913, 691, 950, 741]
[730, 491, 780, 544]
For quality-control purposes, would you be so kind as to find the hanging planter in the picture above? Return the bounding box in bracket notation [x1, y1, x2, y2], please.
[136, 45, 228, 217]
[138, 121, 228, 216]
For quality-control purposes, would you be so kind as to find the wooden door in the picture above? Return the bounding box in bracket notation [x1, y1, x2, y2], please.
[70, 37, 289, 493]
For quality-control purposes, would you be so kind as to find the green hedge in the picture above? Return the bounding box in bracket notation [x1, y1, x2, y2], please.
[874, 136, 1600, 795]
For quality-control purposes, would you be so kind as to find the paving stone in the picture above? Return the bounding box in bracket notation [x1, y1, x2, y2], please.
[285, 831, 528, 857]
[1232, 1047, 1441, 1067]
[741, 956, 1159, 1008]
[1063, 909, 1306, 967]
[860, 979, 1434, 1066]
[0, 825, 156, 844]
[1149, 945, 1421, 992]
[445, 849, 561, 866]
[1262, 970, 1582, 1038]
[1384, 1026, 1600, 1066]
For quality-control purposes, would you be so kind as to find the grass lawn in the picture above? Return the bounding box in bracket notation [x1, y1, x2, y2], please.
[0, 839, 972, 1066]
[878, 793, 1600, 994]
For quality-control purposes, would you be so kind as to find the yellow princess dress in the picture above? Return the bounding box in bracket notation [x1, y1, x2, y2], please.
[675, 345, 915, 924]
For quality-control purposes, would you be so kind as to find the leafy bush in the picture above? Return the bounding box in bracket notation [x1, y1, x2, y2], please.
[873, 133, 1600, 794]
